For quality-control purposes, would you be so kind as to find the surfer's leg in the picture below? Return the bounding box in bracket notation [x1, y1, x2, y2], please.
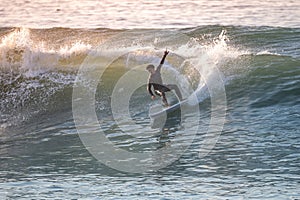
[154, 90, 161, 96]
[154, 90, 168, 106]
[161, 92, 169, 107]
[166, 84, 182, 101]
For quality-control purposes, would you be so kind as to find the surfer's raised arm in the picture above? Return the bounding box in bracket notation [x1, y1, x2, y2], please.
[156, 50, 169, 72]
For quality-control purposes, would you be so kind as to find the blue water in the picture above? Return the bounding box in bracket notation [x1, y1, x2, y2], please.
[0, 1, 300, 199]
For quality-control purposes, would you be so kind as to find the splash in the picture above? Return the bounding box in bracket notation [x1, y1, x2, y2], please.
[170, 30, 247, 102]
[0, 27, 92, 77]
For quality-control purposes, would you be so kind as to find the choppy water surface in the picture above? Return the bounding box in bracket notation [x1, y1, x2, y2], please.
[1, 0, 299, 28]
[0, 1, 300, 199]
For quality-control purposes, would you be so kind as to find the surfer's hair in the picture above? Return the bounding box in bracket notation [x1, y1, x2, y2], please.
[146, 64, 155, 70]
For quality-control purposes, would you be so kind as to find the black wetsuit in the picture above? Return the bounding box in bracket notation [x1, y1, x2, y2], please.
[147, 64, 171, 97]
[147, 52, 182, 105]
[147, 51, 182, 105]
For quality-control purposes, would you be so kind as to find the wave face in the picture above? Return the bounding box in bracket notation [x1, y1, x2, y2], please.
[0, 26, 299, 127]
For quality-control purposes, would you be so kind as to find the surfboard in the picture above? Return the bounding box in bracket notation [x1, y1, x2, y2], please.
[149, 99, 189, 118]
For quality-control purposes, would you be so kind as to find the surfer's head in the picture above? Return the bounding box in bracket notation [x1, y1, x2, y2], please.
[146, 64, 155, 74]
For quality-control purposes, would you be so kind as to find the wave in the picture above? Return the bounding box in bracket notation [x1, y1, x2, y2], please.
[0, 26, 299, 128]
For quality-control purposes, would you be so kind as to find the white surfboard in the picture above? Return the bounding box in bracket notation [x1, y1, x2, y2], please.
[149, 99, 189, 118]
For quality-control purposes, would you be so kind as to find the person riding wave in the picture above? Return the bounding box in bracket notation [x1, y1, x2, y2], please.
[146, 50, 183, 107]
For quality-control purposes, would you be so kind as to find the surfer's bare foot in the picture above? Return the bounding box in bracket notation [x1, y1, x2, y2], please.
[163, 102, 169, 107]
[162, 98, 169, 107]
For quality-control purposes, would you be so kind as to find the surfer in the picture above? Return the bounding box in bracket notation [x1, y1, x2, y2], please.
[146, 50, 183, 107]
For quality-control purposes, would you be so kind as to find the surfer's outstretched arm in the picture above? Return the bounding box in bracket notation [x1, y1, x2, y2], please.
[156, 50, 169, 72]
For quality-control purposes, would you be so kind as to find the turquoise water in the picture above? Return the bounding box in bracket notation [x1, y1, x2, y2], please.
[1, 1, 300, 199]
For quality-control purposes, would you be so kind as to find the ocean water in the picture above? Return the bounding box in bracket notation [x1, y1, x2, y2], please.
[1, 1, 300, 199]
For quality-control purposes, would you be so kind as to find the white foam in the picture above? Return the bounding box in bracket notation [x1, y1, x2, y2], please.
[0, 28, 92, 76]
